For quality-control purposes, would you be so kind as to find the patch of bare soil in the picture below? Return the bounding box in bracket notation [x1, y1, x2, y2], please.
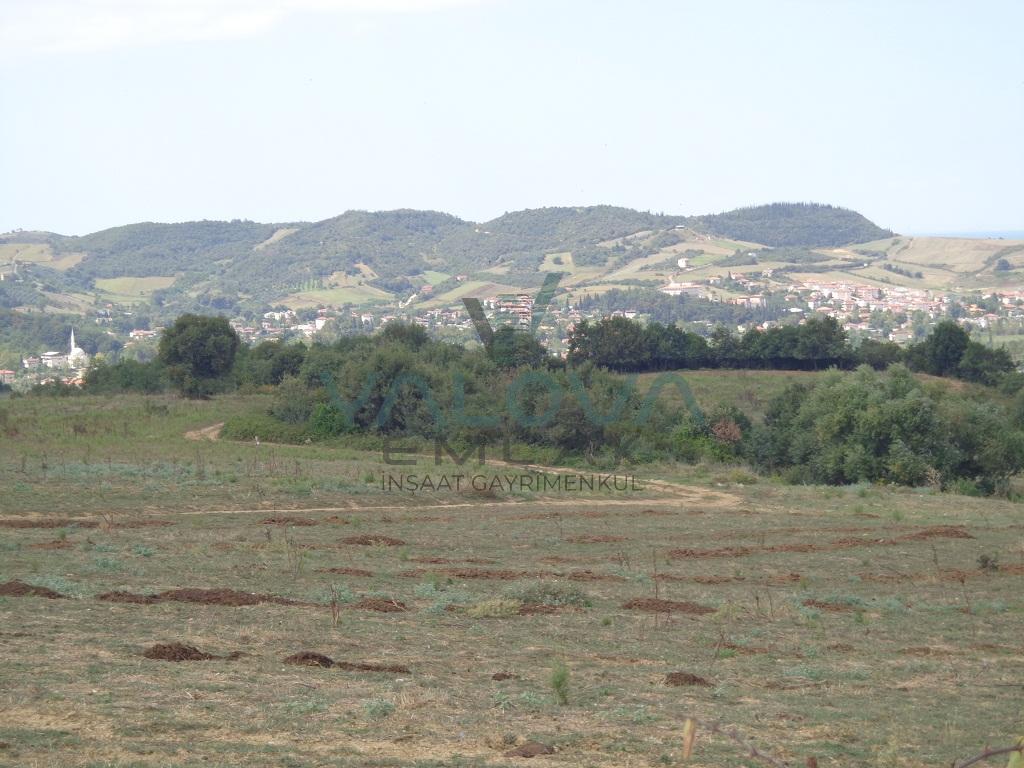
[565, 534, 627, 543]
[900, 646, 955, 656]
[113, 519, 175, 528]
[282, 652, 410, 673]
[342, 535, 406, 546]
[802, 599, 854, 613]
[622, 598, 715, 615]
[97, 590, 159, 604]
[897, 525, 973, 541]
[260, 516, 318, 526]
[766, 572, 803, 585]
[335, 661, 410, 673]
[492, 672, 518, 681]
[28, 540, 73, 550]
[284, 651, 334, 667]
[665, 671, 711, 687]
[184, 422, 223, 441]
[353, 597, 407, 612]
[693, 574, 745, 584]
[670, 546, 754, 559]
[0, 580, 65, 599]
[98, 588, 298, 606]
[670, 525, 975, 561]
[505, 741, 555, 758]
[0, 519, 97, 529]
[143, 643, 215, 661]
[566, 570, 623, 582]
[317, 567, 374, 577]
[157, 588, 299, 606]
[322, 515, 351, 524]
[827, 643, 855, 652]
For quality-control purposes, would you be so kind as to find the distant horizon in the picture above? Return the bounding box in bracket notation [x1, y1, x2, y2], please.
[2, 202, 1021, 241]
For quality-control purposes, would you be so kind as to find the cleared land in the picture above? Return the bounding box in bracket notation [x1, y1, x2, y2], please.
[0, 393, 1021, 767]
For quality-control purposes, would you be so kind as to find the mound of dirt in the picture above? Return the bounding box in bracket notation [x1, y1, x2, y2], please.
[353, 597, 407, 612]
[693, 575, 745, 584]
[802, 599, 854, 613]
[0, 580, 66, 599]
[28, 540, 73, 550]
[342, 535, 406, 546]
[317, 567, 374, 577]
[566, 570, 623, 582]
[143, 643, 215, 661]
[566, 534, 626, 543]
[827, 643, 855, 652]
[897, 525, 973, 541]
[622, 598, 715, 615]
[335, 661, 411, 674]
[0, 519, 97, 529]
[505, 741, 555, 758]
[97, 590, 158, 604]
[670, 546, 754, 559]
[261, 516, 318, 526]
[491, 672, 518, 681]
[665, 671, 711, 687]
[155, 588, 298, 606]
[284, 651, 334, 667]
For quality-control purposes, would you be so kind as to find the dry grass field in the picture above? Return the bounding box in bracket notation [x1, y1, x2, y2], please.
[1, 394, 1022, 767]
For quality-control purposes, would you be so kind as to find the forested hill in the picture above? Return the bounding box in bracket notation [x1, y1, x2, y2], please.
[0, 202, 893, 312]
[692, 203, 893, 247]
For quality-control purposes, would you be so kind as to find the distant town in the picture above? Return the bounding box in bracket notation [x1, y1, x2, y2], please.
[5, 270, 1024, 392]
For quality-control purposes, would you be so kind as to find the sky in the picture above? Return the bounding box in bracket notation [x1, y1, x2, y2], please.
[1, 0, 1021, 236]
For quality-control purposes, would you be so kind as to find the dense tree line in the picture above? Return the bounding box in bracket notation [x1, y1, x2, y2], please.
[566, 316, 1019, 388]
[53, 312, 1024, 495]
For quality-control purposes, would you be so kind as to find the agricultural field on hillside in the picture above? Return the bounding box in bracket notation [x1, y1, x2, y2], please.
[0, 394, 1022, 767]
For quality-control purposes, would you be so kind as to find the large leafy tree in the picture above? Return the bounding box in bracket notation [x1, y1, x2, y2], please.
[158, 314, 240, 398]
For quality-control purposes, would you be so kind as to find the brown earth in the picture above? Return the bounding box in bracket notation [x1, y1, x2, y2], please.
[0, 580, 65, 599]
[0, 519, 97, 529]
[317, 567, 374, 577]
[353, 598, 407, 612]
[665, 671, 711, 687]
[284, 651, 334, 667]
[491, 672, 518, 681]
[802, 599, 855, 613]
[335, 661, 411, 674]
[143, 643, 216, 661]
[28, 539, 73, 550]
[260, 516, 318, 526]
[97, 588, 298, 607]
[566, 570, 623, 582]
[505, 741, 555, 757]
[342, 535, 406, 546]
[622, 598, 715, 614]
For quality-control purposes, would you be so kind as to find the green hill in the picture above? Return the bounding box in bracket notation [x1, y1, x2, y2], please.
[692, 202, 893, 247]
[0, 202, 895, 315]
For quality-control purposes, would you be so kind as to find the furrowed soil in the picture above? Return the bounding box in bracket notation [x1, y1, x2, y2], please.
[0, 394, 1022, 766]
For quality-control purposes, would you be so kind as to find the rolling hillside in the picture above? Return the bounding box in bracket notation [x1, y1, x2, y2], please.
[9, 202, 1012, 319]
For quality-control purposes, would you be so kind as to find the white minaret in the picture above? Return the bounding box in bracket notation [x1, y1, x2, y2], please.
[69, 328, 76, 355]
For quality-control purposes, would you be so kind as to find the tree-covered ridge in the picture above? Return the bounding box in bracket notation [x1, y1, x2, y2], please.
[59, 220, 282, 279]
[691, 202, 893, 247]
[1, 202, 894, 310]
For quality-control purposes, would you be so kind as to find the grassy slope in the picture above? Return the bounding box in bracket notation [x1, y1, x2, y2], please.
[0, 393, 1021, 766]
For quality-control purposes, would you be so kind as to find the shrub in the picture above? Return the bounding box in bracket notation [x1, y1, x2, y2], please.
[466, 598, 523, 618]
[550, 661, 570, 705]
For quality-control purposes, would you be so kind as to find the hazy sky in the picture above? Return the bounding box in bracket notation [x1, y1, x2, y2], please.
[1, 0, 1021, 236]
